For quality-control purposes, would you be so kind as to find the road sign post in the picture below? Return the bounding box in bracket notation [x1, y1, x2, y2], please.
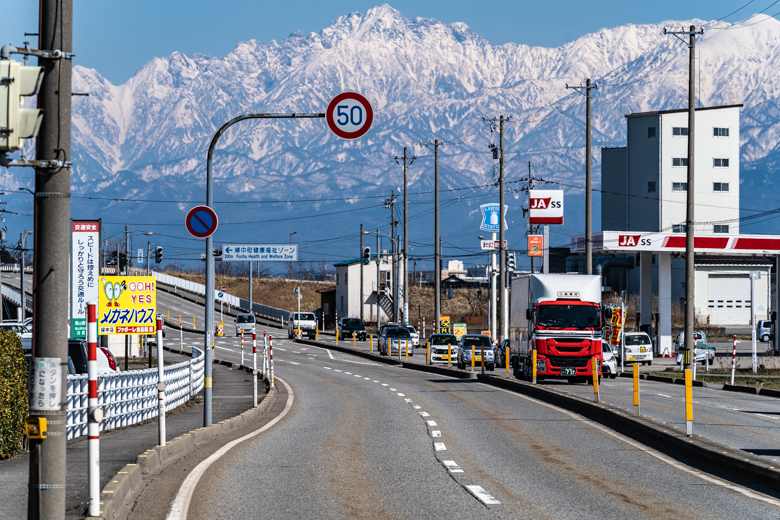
[201, 94, 373, 426]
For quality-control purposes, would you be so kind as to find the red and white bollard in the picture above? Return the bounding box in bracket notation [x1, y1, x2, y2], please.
[252, 332, 258, 407]
[157, 314, 166, 446]
[87, 302, 102, 518]
[241, 330, 245, 367]
[731, 335, 737, 385]
[269, 335, 275, 388]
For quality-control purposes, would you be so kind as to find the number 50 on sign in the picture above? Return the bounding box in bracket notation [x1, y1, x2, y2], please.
[326, 92, 373, 140]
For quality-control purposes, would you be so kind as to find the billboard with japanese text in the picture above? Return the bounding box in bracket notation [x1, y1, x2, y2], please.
[71, 220, 100, 338]
[97, 276, 157, 335]
[222, 244, 298, 262]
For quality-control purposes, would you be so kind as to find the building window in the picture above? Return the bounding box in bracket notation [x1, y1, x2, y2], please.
[647, 127, 656, 138]
[672, 127, 689, 136]
[713, 182, 729, 192]
[340, 295, 344, 312]
[672, 158, 688, 167]
[647, 181, 656, 193]
[713, 158, 730, 167]
[336, 273, 339, 285]
[713, 127, 730, 137]
[672, 224, 686, 233]
[714, 225, 729, 233]
[672, 182, 687, 191]
[345, 272, 348, 285]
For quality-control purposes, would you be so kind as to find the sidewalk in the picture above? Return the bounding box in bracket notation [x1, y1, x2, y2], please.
[0, 349, 258, 519]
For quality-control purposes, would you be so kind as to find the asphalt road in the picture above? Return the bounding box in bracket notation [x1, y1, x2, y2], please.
[154, 334, 780, 519]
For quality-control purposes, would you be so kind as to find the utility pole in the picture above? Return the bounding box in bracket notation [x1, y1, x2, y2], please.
[124, 225, 130, 275]
[20, 231, 30, 321]
[498, 116, 508, 343]
[376, 230, 380, 327]
[29, 1, 73, 518]
[395, 147, 415, 326]
[567, 79, 598, 275]
[248, 261, 253, 311]
[146, 241, 151, 276]
[395, 233, 401, 323]
[360, 223, 364, 323]
[422, 140, 442, 333]
[666, 24, 703, 371]
[384, 192, 398, 320]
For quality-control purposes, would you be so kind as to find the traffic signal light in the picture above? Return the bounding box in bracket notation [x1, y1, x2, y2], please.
[155, 246, 163, 263]
[507, 252, 516, 270]
[0, 59, 44, 152]
[477, 289, 482, 300]
[362, 247, 371, 265]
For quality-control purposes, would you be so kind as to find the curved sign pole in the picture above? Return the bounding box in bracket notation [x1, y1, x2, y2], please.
[202, 95, 373, 427]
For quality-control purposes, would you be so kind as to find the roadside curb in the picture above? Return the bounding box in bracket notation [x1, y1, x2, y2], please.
[620, 370, 780, 398]
[93, 353, 273, 520]
[477, 374, 780, 492]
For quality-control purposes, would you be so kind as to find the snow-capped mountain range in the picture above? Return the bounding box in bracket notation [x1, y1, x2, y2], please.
[4, 4, 780, 266]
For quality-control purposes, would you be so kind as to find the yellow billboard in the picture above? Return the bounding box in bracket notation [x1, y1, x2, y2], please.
[98, 276, 157, 335]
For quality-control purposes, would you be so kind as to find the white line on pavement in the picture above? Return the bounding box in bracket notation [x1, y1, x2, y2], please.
[166, 378, 294, 520]
[427, 420, 437, 427]
[397, 393, 405, 397]
[443, 460, 464, 473]
[431, 430, 441, 438]
[434, 442, 446, 451]
[420, 411, 430, 417]
[465, 485, 501, 505]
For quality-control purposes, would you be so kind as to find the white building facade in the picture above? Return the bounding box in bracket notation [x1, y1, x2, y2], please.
[334, 254, 399, 324]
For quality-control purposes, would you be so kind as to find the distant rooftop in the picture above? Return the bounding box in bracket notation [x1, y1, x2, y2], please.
[625, 104, 743, 119]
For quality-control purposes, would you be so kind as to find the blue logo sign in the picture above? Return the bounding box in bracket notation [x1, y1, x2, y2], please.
[480, 204, 508, 232]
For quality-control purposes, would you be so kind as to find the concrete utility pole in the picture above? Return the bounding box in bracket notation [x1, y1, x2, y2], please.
[20, 231, 31, 321]
[498, 116, 508, 343]
[384, 192, 398, 320]
[395, 147, 415, 326]
[146, 241, 152, 276]
[395, 233, 401, 323]
[376, 230, 380, 326]
[434, 140, 441, 333]
[124, 225, 130, 275]
[666, 24, 703, 370]
[28, 1, 73, 518]
[360, 223, 364, 323]
[566, 79, 598, 275]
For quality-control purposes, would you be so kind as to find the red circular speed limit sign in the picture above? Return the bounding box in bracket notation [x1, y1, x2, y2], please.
[326, 92, 373, 139]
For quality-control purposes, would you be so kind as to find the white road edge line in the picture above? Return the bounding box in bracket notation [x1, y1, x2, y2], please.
[489, 384, 780, 507]
[166, 377, 295, 520]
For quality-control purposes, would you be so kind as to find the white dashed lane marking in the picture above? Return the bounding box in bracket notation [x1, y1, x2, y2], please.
[427, 420, 437, 427]
[434, 442, 446, 451]
[443, 460, 464, 474]
[420, 412, 430, 417]
[466, 485, 501, 505]
[397, 393, 405, 397]
[431, 430, 441, 438]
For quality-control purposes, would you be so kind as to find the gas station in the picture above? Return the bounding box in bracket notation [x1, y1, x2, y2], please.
[571, 231, 780, 356]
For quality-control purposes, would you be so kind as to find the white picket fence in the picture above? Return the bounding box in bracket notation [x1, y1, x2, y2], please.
[65, 348, 205, 440]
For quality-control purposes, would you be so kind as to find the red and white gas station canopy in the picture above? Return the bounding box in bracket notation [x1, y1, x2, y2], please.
[570, 231, 780, 255]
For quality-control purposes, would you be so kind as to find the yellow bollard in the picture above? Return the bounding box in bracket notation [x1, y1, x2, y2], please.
[427, 342, 430, 365]
[633, 362, 640, 417]
[447, 344, 451, 367]
[336, 329, 339, 343]
[532, 350, 537, 384]
[685, 369, 693, 436]
[179, 314, 181, 326]
[193, 317, 195, 328]
[370, 334, 373, 351]
[316, 327, 319, 340]
[405, 340, 409, 358]
[471, 345, 475, 370]
[167, 310, 170, 320]
[353, 331, 356, 346]
[506, 347, 510, 375]
[592, 357, 600, 403]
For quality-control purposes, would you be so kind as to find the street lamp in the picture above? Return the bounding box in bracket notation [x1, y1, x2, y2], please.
[289, 231, 297, 279]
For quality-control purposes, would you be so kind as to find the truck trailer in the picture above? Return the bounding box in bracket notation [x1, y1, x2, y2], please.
[512, 274, 603, 383]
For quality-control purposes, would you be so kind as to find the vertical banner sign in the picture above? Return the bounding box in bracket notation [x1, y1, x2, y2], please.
[439, 315, 451, 334]
[97, 276, 157, 335]
[528, 235, 543, 257]
[529, 189, 564, 224]
[71, 221, 100, 338]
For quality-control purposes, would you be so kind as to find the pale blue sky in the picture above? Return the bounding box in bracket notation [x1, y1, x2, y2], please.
[1, 1, 769, 85]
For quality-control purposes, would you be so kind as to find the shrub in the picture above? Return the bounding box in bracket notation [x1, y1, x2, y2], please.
[0, 331, 28, 458]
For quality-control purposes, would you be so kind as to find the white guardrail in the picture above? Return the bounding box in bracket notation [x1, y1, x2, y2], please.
[147, 270, 289, 321]
[1, 284, 32, 313]
[65, 347, 205, 440]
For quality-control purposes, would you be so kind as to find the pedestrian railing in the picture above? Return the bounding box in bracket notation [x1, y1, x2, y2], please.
[65, 348, 205, 440]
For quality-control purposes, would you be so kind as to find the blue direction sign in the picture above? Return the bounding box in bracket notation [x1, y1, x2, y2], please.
[186, 205, 218, 238]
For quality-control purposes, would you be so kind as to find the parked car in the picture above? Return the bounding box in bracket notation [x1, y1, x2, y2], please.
[757, 320, 774, 343]
[0, 322, 32, 339]
[457, 334, 494, 370]
[406, 326, 420, 347]
[601, 340, 618, 379]
[623, 332, 654, 366]
[428, 333, 458, 363]
[338, 318, 367, 341]
[235, 312, 256, 337]
[379, 326, 413, 356]
[97, 347, 120, 373]
[674, 330, 714, 365]
[674, 331, 707, 349]
[68, 339, 88, 374]
[496, 339, 510, 369]
[287, 312, 317, 339]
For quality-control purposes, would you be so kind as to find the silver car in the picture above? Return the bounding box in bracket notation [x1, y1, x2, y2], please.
[457, 335, 494, 370]
[379, 326, 413, 356]
[406, 326, 420, 347]
[235, 313, 256, 337]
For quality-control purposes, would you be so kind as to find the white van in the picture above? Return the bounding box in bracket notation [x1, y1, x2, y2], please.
[235, 313, 256, 337]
